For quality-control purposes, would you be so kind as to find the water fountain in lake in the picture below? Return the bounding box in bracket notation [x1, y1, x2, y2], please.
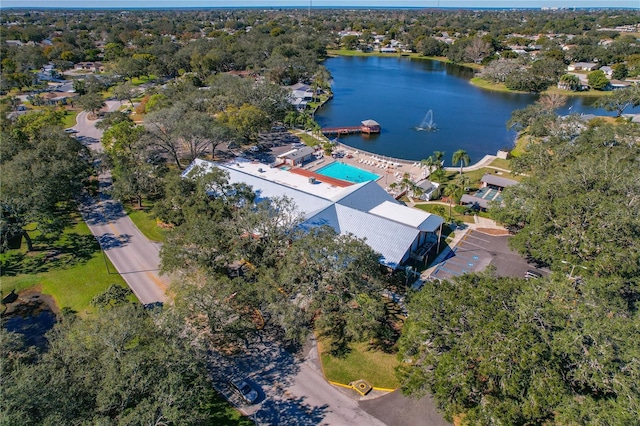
[416, 109, 437, 132]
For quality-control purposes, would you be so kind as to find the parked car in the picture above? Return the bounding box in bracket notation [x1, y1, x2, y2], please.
[231, 380, 259, 404]
[64, 128, 78, 134]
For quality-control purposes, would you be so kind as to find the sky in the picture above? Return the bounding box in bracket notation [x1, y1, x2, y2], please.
[2, 0, 638, 9]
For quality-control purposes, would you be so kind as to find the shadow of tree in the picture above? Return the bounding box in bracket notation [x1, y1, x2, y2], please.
[253, 398, 329, 426]
[99, 233, 131, 250]
[1, 233, 100, 276]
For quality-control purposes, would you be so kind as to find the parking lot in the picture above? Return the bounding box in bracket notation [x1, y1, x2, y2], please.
[429, 230, 547, 281]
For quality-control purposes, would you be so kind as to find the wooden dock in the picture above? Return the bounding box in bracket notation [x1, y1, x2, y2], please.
[321, 126, 363, 135]
[322, 119, 381, 136]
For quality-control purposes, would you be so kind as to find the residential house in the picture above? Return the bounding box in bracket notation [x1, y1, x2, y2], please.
[567, 62, 599, 72]
[460, 173, 518, 211]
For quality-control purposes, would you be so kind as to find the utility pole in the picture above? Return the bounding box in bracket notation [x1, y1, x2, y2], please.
[561, 260, 587, 280]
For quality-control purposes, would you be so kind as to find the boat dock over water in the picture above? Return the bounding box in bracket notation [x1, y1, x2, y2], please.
[322, 119, 381, 135]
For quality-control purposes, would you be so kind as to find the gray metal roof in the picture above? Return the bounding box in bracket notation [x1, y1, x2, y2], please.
[282, 146, 315, 161]
[305, 204, 420, 269]
[481, 173, 518, 189]
[461, 194, 489, 209]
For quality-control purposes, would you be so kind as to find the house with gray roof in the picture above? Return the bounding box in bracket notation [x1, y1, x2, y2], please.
[460, 173, 518, 211]
[184, 158, 444, 269]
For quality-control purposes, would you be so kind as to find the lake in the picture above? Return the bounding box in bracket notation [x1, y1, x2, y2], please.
[314, 56, 624, 166]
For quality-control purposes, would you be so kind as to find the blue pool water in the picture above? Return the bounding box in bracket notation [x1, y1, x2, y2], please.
[316, 162, 380, 183]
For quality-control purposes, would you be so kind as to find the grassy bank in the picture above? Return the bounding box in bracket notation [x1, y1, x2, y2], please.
[318, 337, 400, 389]
[471, 76, 614, 98]
[124, 202, 167, 242]
[0, 214, 129, 315]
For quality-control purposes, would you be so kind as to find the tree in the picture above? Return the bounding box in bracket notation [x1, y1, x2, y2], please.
[1, 113, 90, 251]
[587, 70, 609, 90]
[443, 183, 463, 221]
[0, 302, 240, 424]
[76, 92, 105, 118]
[558, 73, 581, 91]
[491, 121, 640, 278]
[217, 103, 271, 142]
[451, 149, 470, 175]
[537, 93, 568, 111]
[595, 85, 640, 117]
[464, 37, 492, 64]
[112, 81, 137, 108]
[397, 272, 640, 425]
[611, 63, 628, 80]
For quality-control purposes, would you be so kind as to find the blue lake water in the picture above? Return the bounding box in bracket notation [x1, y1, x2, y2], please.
[315, 56, 632, 166]
[317, 161, 381, 183]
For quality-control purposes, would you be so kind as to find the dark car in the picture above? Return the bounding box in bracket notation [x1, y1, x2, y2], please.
[231, 380, 259, 404]
[525, 270, 542, 280]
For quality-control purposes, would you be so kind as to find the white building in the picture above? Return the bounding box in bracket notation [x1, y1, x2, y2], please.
[184, 158, 444, 269]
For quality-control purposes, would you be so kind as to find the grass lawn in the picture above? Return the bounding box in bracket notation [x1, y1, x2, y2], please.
[488, 157, 511, 170]
[0, 215, 129, 315]
[415, 202, 475, 224]
[124, 202, 167, 242]
[318, 337, 400, 389]
[130, 74, 158, 86]
[443, 167, 520, 185]
[62, 109, 79, 128]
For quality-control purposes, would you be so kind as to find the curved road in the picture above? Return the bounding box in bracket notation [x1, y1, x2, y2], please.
[73, 102, 168, 304]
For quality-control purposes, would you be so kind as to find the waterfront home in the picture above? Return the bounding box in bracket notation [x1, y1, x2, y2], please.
[460, 173, 518, 211]
[183, 158, 444, 269]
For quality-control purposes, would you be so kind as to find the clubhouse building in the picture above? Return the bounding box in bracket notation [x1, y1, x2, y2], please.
[184, 158, 444, 269]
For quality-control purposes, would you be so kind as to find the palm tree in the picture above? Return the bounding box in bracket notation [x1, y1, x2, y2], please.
[443, 183, 464, 222]
[452, 149, 470, 176]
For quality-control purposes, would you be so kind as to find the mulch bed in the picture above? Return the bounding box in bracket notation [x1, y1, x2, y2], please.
[475, 227, 510, 236]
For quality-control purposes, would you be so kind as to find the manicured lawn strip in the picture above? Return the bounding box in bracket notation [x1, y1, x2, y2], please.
[318, 337, 400, 389]
[124, 202, 167, 242]
[472, 76, 614, 98]
[444, 167, 520, 185]
[488, 158, 511, 170]
[62, 109, 79, 127]
[1, 217, 129, 315]
[415, 203, 475, 224]
[470, 77, 528, 94]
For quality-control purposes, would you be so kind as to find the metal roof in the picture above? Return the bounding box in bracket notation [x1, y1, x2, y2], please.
[481, 173, 518, 189]
[461, 194, 489, 209]
[184, 158, 445, 269]
[368, 201, 443, 232]
[304, 204, 420, 269]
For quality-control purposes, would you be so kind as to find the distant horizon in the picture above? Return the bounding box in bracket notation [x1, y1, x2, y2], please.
[2, 1, 638, 10]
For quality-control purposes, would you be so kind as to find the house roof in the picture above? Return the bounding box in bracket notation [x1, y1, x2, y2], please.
[461, 194, 490, 209]
[361, 119, 380, 127]
[481, 173, 518, 188]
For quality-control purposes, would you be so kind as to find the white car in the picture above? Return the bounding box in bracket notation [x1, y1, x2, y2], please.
[231, 380, 259, 404]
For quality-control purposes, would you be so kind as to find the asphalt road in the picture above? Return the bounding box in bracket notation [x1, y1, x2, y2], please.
[74, 103, 168, 304]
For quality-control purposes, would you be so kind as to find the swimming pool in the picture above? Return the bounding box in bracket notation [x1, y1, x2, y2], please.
[316, 162, 380, 183]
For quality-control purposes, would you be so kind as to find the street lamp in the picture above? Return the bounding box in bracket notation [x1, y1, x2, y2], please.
[560, 260, 587, 280]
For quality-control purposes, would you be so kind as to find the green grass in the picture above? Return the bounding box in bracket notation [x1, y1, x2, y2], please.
[62, 109, 79, 128]
[206, 395, 254, 426]
[472, 76, 614, 98]
[130, 74, 158, 86]
[443, 167, 521, 185]
[1, 215, 129, 315]
[415, 202, 475, 224]
[470, 77, 528, 94]
[488, 158, 511, 170]
[124, 202, 167, 242]
[318, 337, 400, 389]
